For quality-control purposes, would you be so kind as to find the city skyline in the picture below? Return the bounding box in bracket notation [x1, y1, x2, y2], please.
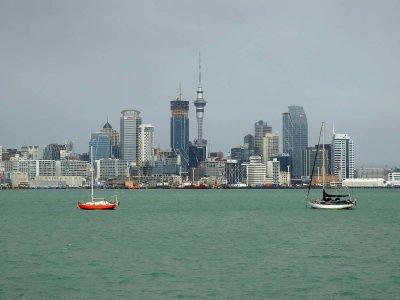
[1, 1, 399, 167]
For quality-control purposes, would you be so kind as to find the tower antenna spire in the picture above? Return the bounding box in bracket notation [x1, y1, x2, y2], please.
[179, 82, 182, 100]
[198, 52, 202, 84]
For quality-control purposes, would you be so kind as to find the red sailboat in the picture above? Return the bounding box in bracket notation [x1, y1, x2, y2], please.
[77, 147, 119, 210]
[77, 197, 118, 210]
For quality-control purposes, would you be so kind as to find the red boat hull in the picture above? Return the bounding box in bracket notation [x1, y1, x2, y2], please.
[78, 203, 117, 210]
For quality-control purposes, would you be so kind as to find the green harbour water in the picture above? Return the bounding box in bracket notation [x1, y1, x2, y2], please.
[1, 188, 399, 299]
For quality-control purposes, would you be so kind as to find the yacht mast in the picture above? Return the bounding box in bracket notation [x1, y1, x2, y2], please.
[322, 122, 325, 189]
[90, 146, 94, 201]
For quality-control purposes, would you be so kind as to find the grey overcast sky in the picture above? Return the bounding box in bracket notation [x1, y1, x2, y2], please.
[0, 0, 399, 167]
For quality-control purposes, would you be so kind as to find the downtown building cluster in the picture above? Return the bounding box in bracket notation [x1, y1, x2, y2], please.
[1, 63, 399, 188]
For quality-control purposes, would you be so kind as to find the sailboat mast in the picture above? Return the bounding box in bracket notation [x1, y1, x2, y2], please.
[91, 146, 94, 201]
[322, 122, 325, 189]
[306, 122, 323, 200]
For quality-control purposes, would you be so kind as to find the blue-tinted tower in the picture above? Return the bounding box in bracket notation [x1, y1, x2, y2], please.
[170, 91, 190, 170]
[89, 132, 111, 162]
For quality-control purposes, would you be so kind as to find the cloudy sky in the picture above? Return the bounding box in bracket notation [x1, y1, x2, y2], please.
[1, 0, 399, 166]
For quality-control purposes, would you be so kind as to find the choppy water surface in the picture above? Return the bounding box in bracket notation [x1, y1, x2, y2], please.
[1, 189, 399, 299]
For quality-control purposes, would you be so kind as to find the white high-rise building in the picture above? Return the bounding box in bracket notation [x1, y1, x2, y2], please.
[120, 109, 142, 162]
[262, 133, 279, 165]
[138, 124, 155, 164]
[332, 132, 354, 180]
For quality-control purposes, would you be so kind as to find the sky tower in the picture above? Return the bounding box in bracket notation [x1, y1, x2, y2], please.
[193, 54, 207, 145]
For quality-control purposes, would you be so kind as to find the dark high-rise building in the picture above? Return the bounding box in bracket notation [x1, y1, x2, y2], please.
[282, 106, 308, 178]
[171, 91, 190, 170]
[271, 153, 292, 172]
[120, 109, 142, 162]
[230, 146, 252, 162]
[254, 120, 272, 156]
[303, 144, 331, 177]
[244, 134, 255, 151]
[189, 144, 207, 168]
[43, 144, 66, 160]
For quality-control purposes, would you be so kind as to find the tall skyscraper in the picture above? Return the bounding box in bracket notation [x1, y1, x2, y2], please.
[332, 132, 354, 180]
[89, 132, 111, 162]
[138, 124, 155, 164]
[254, 120, 272, 156]
[193, 55, 207, 146]
[170, 90, 190, 169]
[282, 106, 308, 178]
[100, 120, 120, 158]
[120, 109, 142, 162]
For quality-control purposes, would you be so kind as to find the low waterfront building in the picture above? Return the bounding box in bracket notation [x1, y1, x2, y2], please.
[200, 158, 226, 178]
[11, 172, 29, 187]
[4, 159, 88, 186]
[279, 171, 291, 186]
[355, 168, 385, 179]
[14, 160, 56, 180]
[32, 176, 85, 188]
[387, 173, 400, 187]
[342, 178, 387, 187]
[242, 156, 266, 187]
[95, 159, 129, 181]
[56, 160, 90, 177]
[225, 160, 244, 185]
